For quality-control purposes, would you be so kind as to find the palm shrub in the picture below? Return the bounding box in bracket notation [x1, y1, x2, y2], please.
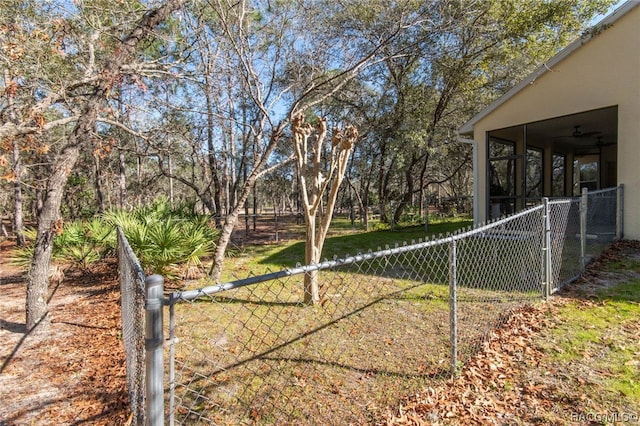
[55, 220, 111, 268]
[10, 219, 115, 269]
[104, 199, 219, 280]
[10, 228, 38, 267]
[12, 199, 219, 282]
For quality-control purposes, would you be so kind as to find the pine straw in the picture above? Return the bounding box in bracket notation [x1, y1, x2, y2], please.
[0, 247, 129, 426]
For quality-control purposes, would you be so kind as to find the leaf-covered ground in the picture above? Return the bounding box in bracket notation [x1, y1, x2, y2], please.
[1, 238, 639, 425]
[385, 240, 640, 425]
[0, 239, 129, 425]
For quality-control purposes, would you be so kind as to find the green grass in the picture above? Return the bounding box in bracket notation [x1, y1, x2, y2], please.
[601, 258, 640, 273]
[170, 270, 515, 424]
[544, 279, 640, 402]
[172, 222, 640, 424]
[239, 219, 472, 271]
[170, 217, 554, 424]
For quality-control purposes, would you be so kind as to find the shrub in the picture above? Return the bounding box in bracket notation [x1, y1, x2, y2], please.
[12, 198, 219, 282]
[105, 199, 219, 280]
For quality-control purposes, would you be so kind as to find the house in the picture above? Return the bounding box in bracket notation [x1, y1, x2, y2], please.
[458, 1, 640, 239]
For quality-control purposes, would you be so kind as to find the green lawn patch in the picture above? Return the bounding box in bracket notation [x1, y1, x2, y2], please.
[541, 277, 640, 413]
[254, 219, 472, 269]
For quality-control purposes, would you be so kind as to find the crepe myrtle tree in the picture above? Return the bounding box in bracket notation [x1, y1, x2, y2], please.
[291, 113, 358, 304]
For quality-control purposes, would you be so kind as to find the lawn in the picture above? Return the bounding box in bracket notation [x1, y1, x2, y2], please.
[2, 224, 638, 425]
[219, 216, 473, 282]
[167, 215, 548, 424]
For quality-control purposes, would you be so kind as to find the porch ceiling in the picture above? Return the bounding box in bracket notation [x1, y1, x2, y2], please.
[490, 106, 618, 151]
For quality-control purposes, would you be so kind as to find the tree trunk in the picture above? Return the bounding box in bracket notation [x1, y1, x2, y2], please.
[303, 214, 320, 304]
[4, 69, 25, 246]
[204, 70, 223, 224]
[393, 154, 419, 223]
[119, 150, 127, 209]
[93, 152, 105, 214]
[35, 186, 43, 218]
[136, 155, 142, 207]
[25, 0, 186, 329]
[208, 123, 286, 282]
[27, 136, 83, 329]
[168, 154, 174, 206]
[12, 138, 24, 246]
[209, 188, 251, 282]
[292, 116, 357, 305]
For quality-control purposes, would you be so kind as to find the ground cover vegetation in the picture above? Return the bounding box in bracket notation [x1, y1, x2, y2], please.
[10, 198, 219, 282]
[169, 250, 535, 423]
[2, 233, 639, 424]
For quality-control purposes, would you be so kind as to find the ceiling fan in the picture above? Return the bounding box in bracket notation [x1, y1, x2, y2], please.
[568, 125, 601, 138]
[595, 136, 616, 147]
[553, 125, 602, 142]
[575, 135, 616, 155]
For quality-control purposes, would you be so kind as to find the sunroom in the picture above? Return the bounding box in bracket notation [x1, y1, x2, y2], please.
[486, 106, 617, 219]
[458, 1, 640, 238]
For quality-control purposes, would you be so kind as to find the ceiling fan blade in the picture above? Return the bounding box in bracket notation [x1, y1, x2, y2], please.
[578, 130, 602, 138]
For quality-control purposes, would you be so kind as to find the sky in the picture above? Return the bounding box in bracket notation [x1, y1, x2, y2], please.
[590, 0, 631, 24]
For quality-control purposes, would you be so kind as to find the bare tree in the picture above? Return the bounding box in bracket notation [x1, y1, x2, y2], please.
[292, 114, 357, 304]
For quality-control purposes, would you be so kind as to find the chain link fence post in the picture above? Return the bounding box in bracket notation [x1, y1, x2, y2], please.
[543, 198, 552, 300]
[580, 187, 588, 269]
[145, 275, 165, 426]
[449, 239, 458, 377]
[617, 184, 624, 240]
[168, 301, 176, 426]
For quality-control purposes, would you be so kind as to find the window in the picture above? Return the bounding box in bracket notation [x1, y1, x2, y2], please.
[488, 137, 517, 218]
[525, 147, 543, 199]
[552, 153, 566, 197]
[573, 155, 599, 195]
[489, 138, 516, 198]
[489, 138, 515, 158]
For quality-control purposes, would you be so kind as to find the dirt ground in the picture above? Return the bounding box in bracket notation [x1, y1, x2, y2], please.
[1, 237, 638, 425]
[0, 219, 300, 426]
[0, 239, 129, 425]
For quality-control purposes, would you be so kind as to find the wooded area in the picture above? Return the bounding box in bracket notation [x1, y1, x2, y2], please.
[0, 0, 616, 323]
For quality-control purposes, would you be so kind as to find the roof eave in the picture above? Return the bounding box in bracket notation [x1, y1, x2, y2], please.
[458, 0, 640, 136]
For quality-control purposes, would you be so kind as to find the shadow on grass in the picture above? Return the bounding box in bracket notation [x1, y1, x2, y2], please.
[259, 221, 472, 269]
[183, 281, 432, 380]
[173, 282, 453, 424]
[258, 355, 450, 381]
[203, 295, 302, 308]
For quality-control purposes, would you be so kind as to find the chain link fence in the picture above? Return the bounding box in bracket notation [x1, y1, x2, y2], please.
[118, 227, 148, 425]
[117, 186, 623, 425]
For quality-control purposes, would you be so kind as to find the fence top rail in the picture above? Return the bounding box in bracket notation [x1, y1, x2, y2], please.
[169, 204, 545, 303]
[586, 186, 620, 196]
[548, 198, 576, 205]
[546, 186, 620, 203]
